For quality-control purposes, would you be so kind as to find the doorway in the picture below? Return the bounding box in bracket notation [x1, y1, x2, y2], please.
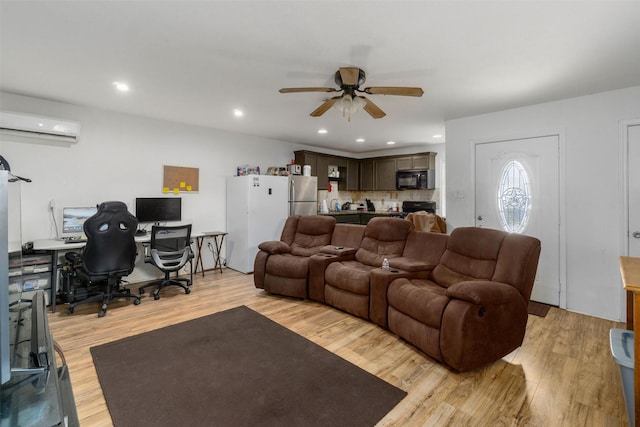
[475, 135, 561, 306]
[626, 123, 640, 257]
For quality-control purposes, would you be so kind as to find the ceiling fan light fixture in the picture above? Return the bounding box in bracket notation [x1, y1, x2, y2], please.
[333, 94, 366, 122]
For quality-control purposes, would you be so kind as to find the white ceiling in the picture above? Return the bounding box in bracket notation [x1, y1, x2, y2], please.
[1, 1, 640, 154]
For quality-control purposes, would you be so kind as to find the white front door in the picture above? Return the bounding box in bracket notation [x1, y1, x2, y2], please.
[627, 124, 640, 257]
[475, 135, 560, 305]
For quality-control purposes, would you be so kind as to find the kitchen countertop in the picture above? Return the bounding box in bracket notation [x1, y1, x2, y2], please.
[319, 210, 399, 215]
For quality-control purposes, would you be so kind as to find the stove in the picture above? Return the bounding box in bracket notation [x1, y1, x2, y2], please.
[392, 200, 436, 218]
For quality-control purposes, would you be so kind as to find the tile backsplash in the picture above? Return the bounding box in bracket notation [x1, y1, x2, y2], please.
[318, 188, 440, 213]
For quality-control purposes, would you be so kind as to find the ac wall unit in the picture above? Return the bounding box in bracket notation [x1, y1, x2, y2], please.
[0, 111, 80, 145]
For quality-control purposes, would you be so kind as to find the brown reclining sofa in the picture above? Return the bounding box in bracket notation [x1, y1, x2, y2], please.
[254, 216, 541, 372]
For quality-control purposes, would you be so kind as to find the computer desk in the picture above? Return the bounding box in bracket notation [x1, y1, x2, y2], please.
[33, 231, 217, 313]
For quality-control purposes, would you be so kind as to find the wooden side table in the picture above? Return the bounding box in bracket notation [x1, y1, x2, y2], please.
[619, 255, 640, 426]
[195, 231, 227, 276]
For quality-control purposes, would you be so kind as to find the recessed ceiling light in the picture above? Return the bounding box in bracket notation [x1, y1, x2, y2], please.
[386, 141, 396, 145]
[112, 81, 130, 92]
[356, 138, 365, 143]
[433, 134, 443, 139]
[318, 129, 328, 134]
[233, 109, 244, 117]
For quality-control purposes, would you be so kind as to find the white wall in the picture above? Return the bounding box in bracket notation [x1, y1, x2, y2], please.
[1, 92, 441, 283]
[0, 92, 302, 280]
[445, 86, 640, 321]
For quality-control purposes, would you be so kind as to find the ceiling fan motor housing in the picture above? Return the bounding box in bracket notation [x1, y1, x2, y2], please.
[335, 68, 366, 89]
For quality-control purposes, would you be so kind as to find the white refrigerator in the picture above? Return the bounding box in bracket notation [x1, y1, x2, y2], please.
[226, 175, 318, 273]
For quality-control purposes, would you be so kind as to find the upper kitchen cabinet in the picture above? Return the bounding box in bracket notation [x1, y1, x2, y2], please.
[294, 150, 436, 192]
[294, 151, 318, 176]
[396, 152, 436, 170]
[360, 159, 374, 191]
[374, 158, 397, 191]
[346, 159, 359, 191]
[316, 155, 331, 190]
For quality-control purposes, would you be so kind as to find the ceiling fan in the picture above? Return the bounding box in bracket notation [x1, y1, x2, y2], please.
[279, 67, 423, 121]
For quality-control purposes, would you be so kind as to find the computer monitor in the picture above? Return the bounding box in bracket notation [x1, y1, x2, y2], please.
[135, 197, 181, 224]
[62, 206, 97, 234]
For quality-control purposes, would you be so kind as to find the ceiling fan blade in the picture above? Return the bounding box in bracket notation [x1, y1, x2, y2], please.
[361, 97, 386, 119]
[339, 67, 360, 86]
[363, 86, 424, 97]
[279, 87, 338, 93]
[310, 96, 340, 117]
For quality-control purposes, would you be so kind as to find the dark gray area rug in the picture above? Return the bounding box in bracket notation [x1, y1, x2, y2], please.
[90, 305, 406, 427]
[528, 300, 553, 317]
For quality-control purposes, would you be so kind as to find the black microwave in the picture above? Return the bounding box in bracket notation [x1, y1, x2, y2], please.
[396, 169, 435, 190]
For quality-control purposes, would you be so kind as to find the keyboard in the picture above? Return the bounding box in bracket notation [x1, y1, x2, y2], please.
[62, 236, 86, 244]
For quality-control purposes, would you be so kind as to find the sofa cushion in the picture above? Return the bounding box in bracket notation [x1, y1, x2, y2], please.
[265, 254, 310, 279]
[430, 227, 507, 288]
[387, 278, 449, 329]
[289, 215, 335, 256]
[402, 231, 448, 264]
[325, 261, 375, 295]
[331, 223, 366, 248]
[355, 217, 414, 267]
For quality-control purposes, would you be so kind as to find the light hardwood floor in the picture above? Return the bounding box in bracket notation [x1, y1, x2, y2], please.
[48, 269, 629, 426]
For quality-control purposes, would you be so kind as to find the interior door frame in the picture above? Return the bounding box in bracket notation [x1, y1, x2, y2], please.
[619, 118, 640, 256]
[619, 118, 640, 319]
[470, 129, 567, 309]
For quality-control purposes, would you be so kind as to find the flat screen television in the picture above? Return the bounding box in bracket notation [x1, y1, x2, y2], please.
[135, 197, 182, 224]
[62, 206, 98, 234]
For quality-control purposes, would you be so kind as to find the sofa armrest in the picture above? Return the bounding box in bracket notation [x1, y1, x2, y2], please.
[319, 245, 358, 257]
[388, 257, 436, 273]
[308, 252, 356, 302]
[445, 280, 522, 306]
[370, 269, 418, 328]
[440, 281, 529, 372]
[258, 240, 291, 255]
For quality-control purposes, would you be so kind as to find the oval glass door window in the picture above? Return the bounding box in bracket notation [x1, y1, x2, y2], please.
[497, 160, 531, 233]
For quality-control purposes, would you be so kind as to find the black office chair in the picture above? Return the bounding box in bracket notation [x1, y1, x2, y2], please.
[138, 224, 194, 300]
[65, 201, 141, 317]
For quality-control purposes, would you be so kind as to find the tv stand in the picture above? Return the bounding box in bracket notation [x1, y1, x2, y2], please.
[1, 291, 79, 426]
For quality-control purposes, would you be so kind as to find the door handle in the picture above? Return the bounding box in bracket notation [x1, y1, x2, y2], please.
[633, 231, 640, 238]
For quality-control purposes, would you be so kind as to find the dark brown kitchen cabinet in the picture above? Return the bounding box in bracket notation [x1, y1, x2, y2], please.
[346, 159, 359, 190]
[375, 158, 397, 191]
[396, 153, 435, 170]
[294, 151, 317, 176]
[396, 156, 413, 170]
[360, 159, 374, 190]
[316, 155, 331, 190]
[294, 149, 436, 192]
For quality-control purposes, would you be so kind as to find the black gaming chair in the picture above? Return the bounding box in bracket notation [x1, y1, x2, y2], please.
[65, 201, 140, 317]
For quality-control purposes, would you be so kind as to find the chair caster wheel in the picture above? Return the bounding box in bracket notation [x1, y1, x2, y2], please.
[185, 288, 191, 295]
[98, 303, 108, 317]
[138, 288, 144, 295]
[134, 298, 141, 305]
[67, 307, 74, 314]
[153, 293, 160, 300]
